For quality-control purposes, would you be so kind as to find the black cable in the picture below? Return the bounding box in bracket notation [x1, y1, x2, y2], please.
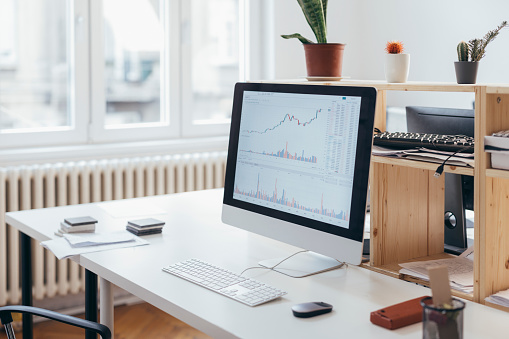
[434, 146, 472, 178]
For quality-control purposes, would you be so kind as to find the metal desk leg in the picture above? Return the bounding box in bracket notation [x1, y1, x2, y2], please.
[20, 232, 33, 339]
[100, 278, 114, 338]
[85, 270, 98, 339]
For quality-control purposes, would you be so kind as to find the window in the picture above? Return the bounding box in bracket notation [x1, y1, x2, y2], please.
[0, 0, 88, 148]
[182, 0, 240, 136]
[0, 0, 270, 150]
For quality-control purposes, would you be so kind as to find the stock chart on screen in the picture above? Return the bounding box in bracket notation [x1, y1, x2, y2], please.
[233, 91, 361, 229]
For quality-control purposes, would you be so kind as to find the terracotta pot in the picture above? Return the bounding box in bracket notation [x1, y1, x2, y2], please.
[303, 43, 345, 77]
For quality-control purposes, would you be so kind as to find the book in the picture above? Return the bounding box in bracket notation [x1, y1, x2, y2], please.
[60, 222, 96, 233]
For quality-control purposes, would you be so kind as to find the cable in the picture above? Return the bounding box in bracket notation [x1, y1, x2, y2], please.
[434, 146, 472, 178]
[239, 250, 346, 277]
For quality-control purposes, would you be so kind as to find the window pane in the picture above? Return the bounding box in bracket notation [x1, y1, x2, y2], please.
[190, 0, 239, 124]
[0, 0, 71, 131]
[103, 0, 162, 126]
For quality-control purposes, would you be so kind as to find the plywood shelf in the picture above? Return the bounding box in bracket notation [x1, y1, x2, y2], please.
[486, 168, 509, 179]
[270, 80, 509, 310]
[371, 155, 474, 176]
[484, 301, 509, 313]
[361, 253, 473, 301]
[486, 85, 509, 94]
[260, 79, 478, 92]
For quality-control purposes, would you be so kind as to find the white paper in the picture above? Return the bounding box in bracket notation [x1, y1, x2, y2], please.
[372, 145, 420, 156]
[372, 146, 474, 167]
[41, 235, 149, 260]
[403, 153, 474, 167]
[63, 231, 135, 248]
[97, 200, 166, 218]
[399, 248, 475, 293]
[486, 288, 509, 307]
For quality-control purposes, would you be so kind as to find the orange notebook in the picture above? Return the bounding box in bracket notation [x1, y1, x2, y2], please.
[370, 296, 427, 330]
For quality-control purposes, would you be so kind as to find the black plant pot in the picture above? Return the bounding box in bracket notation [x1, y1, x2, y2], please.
[454, 61, 479, 84]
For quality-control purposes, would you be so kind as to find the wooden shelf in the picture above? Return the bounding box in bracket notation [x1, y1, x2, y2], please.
[268, 80, 509, 310]
[486, 85, 509, 94]
[361, 253, 473, 301]
[486, 168, 509, 179]
[260, 79, 478, 92]
[484, 301, 509, 313]
[371, 155, 474, 176]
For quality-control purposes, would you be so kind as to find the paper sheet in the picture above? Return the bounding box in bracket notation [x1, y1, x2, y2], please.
[63, 231, 136, 247]
[486, 288, 509, 307]
[41, 234, 149, 260]
[399, 247, 474, 293]
[372, 146, 474, 167]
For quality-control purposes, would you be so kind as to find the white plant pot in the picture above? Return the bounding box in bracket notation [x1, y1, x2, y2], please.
[384, 53, 410, 83]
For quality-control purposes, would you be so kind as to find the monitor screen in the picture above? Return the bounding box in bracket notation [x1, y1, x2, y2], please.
[222, 82, 376, 267]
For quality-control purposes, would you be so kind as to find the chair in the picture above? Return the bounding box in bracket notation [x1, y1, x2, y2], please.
[0, 305, 111, 339]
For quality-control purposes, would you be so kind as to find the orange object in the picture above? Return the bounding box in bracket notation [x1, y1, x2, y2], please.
[370, 296, 428, 330]
[385, 40, 404, 54]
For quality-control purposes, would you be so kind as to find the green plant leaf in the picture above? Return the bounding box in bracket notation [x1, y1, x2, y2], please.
[468, 21, 508, 61]
[281, 33, 314, 44]
[323, 0, 328, 25]
[297, 0, 327, 43]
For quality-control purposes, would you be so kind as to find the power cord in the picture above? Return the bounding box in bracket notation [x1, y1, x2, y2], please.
[239, 250, 346, 277]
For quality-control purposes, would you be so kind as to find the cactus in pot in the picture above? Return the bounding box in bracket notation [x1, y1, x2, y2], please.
[457, 41, 469, 62]
[454, 20, 507, 84]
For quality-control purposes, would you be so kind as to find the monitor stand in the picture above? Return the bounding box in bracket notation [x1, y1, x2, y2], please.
[258, 251, 344, 278]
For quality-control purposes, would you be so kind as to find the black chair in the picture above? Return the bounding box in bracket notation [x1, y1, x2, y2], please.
[0, 305, 111, 339]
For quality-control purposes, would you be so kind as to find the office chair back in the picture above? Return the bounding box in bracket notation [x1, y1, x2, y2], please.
[0, 305, 111, 339]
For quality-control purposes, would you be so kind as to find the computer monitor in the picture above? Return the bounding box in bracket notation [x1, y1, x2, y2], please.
[222, 82, 377, 276]
[406, 106, 474, 254]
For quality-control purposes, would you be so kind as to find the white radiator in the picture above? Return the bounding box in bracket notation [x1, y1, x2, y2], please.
[0, 151, 227, 305]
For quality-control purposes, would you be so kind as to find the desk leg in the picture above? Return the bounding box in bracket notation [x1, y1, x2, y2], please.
[100, 278, 114, 338]
[20, 232, 33, 339]
[85, 270, 98, 339]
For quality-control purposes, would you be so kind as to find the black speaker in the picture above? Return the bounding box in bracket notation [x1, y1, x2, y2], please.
[443, 173, 467, 254]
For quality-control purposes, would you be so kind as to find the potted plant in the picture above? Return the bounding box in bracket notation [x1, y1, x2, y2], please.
[455, 21, 507, 84]
[281, 0, 345, 79]
[384, 40, 410, 83]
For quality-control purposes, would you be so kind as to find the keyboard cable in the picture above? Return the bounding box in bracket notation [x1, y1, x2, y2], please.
[433, 146, 473, 178]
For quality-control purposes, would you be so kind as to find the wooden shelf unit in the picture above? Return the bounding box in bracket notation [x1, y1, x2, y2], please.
[268, 80, 509, 308]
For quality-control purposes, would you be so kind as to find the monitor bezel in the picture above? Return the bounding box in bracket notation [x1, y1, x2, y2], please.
[223, 82, 376, 246]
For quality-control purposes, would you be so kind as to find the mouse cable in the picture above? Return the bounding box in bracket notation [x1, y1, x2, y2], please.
[239, 250, 346, 277]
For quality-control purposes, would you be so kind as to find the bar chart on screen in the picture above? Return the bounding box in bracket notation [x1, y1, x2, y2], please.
[233, 90, 362, 229]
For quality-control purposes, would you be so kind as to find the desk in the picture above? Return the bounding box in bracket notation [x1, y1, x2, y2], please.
[6, 189, 508, 338]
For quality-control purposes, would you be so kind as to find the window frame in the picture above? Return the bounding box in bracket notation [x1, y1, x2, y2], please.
[0, 0, 89, 149]
[0, 0, 274, 150]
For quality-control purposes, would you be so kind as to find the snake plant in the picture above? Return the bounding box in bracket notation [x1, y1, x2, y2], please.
[281, 0, 328, 44]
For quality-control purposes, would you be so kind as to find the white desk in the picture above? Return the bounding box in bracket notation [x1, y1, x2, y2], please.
[6, 189, 507, 339]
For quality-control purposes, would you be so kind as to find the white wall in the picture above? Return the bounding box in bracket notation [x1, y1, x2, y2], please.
[272, 0, 509, 109]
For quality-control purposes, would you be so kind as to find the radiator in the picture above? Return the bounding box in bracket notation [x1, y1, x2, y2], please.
[0, 151, 227, 305]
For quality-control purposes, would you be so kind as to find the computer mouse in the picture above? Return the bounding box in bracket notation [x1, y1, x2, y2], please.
[292, 302, 333, 318]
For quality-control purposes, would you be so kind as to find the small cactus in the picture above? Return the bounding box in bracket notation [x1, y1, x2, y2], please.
[457, 41, 469, 61]
[385, 41, 404, 54]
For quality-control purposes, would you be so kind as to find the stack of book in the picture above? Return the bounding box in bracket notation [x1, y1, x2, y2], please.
[56, 216, 98, 236]
[126, 218, 165, 236]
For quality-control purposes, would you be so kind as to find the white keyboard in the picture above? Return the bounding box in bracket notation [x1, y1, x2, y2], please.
[162, 258, 287, 306]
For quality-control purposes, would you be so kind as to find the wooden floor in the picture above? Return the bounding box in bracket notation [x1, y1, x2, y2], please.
[0, 303, 212, 339]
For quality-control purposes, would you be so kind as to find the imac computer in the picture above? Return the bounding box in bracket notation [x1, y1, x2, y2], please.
[222, 82, 377, 277]
[406, 106, 475, 255]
